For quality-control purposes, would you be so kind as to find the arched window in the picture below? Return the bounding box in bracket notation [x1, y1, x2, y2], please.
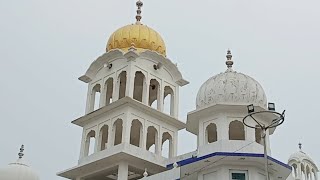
[149, 79, 160, 109]
[130, 119, 143, 147]
[105, 78, 113, 105]
[113, 119, 123, 146]
[146, 126, 158, 153]
[133, 71, 146, 102]
[91, 84, 101, 111]
[255, 125, 262, 144]
[98, 125, 108, 151]
[292, 163, 298, 178]
[118, 71, 127, 99]
[206, 123, 217, 143]
[84, 130, 96, 156]
[163, 86, 174, 116]
[229, 120, 245, 140]
[162, 132, 173, 158]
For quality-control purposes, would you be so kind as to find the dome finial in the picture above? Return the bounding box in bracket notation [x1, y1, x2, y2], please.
[299, 142, 302, 151]
[135, 0, 143, 24]
[18, 145, 24, 159]
[226, 49, 234, 71]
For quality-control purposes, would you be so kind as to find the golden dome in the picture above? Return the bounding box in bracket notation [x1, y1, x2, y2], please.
[106, 24, 167, 56]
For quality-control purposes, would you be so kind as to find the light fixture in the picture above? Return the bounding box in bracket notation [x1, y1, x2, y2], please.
[247, 104, 255, 114]
[268, 103, 275, 111]
[104, 62, 112, 69]
[153, 62, 162, 70]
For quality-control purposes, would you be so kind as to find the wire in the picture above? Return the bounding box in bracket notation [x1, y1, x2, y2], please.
[180, 141, 256, 179]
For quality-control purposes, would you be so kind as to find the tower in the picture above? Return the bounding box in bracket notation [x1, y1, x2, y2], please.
[57, 1, 188, 180]
[287, 143, 319, 180]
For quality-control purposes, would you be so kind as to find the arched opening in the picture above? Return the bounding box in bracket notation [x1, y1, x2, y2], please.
[206, 123, 217, 143]
[301, 164, 306, 180]
[133, 71, 145, 102]
[113, 119, 123, 146]
[130, 119, 143, 147]
[255, 125, 262, 144]
[84, 130, 96, 156]
[292, 163, 298, 178]
[162, 132, 173, 158]
[229, 120, 245, 140]
[118, 71, 127, 99]
[146, 126, 158, 153]
[149, 79, 160, 109]
[105, 78, 113, 105]
[91, 84, 101, 111]
[163, 86, 174, 116]
[306, 166, 311, 180]
[99, 125, 108, 151]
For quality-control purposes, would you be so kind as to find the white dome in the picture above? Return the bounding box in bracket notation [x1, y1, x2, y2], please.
[289, 150, 316, 165]
[0, 159, 39, 180]
[196, 66, 267, 109]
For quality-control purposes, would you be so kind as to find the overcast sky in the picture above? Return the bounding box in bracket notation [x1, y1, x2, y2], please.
[1, 0, 320, 179]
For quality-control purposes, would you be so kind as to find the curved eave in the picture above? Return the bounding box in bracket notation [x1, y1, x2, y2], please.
[78, 49, 189, 87]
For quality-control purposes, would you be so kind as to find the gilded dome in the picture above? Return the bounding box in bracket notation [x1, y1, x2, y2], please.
[106, 24, 166, 56]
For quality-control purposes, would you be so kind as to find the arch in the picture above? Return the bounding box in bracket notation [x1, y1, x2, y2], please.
[162, 132, 173, 158]
[130, 119, 143, 147]
[301, 164, 306, 180]
[133, 71, 146, 102]
[255, 125, 262, 144]
[206, 123, 217, 143]
[229, 120, 245, 140]
[113, 119, 123, 146]
[149, 79, 160, 109]
[118, 71, 127, 99]
[146, 126, 158, 153]
[292, 163, 298, 178]
[105, 78, 114, 105]
[98, 125, 108, 151]
[163, 86, 174, 116]
[84, 130, 96, 156]
[91, 84, 101, 111]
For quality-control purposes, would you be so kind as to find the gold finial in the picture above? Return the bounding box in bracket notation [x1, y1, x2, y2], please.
[18, 145, 24, 159]
[135, 0, 143, 24]
[226, 49, 234, 71]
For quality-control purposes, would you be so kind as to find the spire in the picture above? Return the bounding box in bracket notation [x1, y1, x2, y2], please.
[299, 142, 302, 151]
[225, 49, 234, 72]
[18, 145, 24, 159]
[135, 0, 143, 24]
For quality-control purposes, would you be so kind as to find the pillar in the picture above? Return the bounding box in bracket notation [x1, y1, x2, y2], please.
[99, 83, 106, 108]
[173, 87, 179, 118]
[117, 162, 129, 180]
[126, 67, 134, 98]
[85, 86, 92, 114]
[157, 81, 164, 112]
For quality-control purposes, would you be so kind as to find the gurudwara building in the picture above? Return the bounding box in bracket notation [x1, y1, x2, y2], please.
[0, 1, 318, 180]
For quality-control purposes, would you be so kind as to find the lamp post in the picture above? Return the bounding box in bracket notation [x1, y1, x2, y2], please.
[243, 103, 285, 180]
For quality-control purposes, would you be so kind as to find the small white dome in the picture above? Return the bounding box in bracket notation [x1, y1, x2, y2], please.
[0, 159, 39, 180]
[289, 150, 316, 165]
[196, 50, 268, 109]
[196, 70, 267, 109]
[0, 145, 39, 180]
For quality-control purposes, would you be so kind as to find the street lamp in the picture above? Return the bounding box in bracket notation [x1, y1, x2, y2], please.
[243, 103, 285, 180]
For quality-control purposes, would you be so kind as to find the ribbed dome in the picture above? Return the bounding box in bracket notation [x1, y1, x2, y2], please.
[106, 24, 166, 56]
[196, 50, 267, 109]
[289, 150, 315, 164]
[0, 159, 39, 180]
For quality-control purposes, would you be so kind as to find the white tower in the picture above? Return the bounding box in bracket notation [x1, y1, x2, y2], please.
[182, 50, 292, 180]
[287, 143, 319, 180]
[57, 1, 188, 180]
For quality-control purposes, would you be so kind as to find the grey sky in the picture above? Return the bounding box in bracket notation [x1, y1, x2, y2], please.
[0, 0, 319, 179]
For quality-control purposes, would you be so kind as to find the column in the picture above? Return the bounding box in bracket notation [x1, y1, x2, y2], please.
[297, 163, 302, 179]
[172, 132, 178, 157]
[113, 76, 120, 101]
[173, 87, 179, 118]
[315, 171, 318, 180]
[156, 128, 162, 156]
[117, 162, 129, 180]
[85, 85, 92, 114]
[142, 77, 149, 105]
[79, 129, 86, 159]
[157, 81, 164, 111]
[142, 125, 148, 150]
[126, 68, 135, 98]
[99, 83, 106, 108]
[122, 113, 132, 144]
[107, 123, 113, 148]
